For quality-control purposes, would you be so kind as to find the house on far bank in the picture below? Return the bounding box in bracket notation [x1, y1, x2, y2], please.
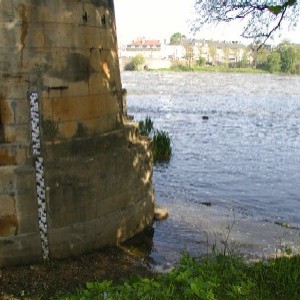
[120, 37, 162, 59]
[118, 37, 253, 69]
[186, 39, 249, 65]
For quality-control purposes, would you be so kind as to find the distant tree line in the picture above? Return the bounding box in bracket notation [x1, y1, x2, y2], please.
[255, 41, 300, 74]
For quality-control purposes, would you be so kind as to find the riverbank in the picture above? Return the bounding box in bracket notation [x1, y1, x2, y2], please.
[156, 65, 266, 74]
[150, 201, 300, 267]
[1, 227, 300, 299]
[148, 65, 300, 75]
[1, 210, 300, 299]
[0, 247, 153, 299]
[56, 253, 300, 299]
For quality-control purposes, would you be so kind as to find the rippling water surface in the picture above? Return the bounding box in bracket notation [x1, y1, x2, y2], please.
[121, 71, 300, 264]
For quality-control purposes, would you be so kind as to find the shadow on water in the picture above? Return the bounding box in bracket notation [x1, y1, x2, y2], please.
[121, 227, 157, 265]
[122, 223, 186, 270]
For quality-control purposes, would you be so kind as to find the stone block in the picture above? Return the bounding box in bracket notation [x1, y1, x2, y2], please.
[0, 143, 31, 166]
[47, 183, 99, 228]
[45, 81, 90, 99]
[104, 171, 138, 200]
[88, 73, 111, 96]
[89, 49, 102, 73]
[36, 47, 69, 75]
[25, 25, 45, 49]
[0, 76, 28, 100]
[51, 95, 105, 122]
[0, 145, 17, 165]
[0, 214, 18, 237]
[56, 120, 80, 139]
[48, 194, 154, 259]
[0, 165, 17, 195]
[18, 49, 47, 77]
[84, 3, 111, 28]
[0, 98, 14, 124]
[44, 22, 75, 49]
[0, 195, 15, 217]
[96, 190, 139, 218]
[0, 25, 22, 50]
[25, 1, 82, 24]
[15, 187, 38, 219]
[0, 2, 13, 22]
[78, 116, 116, 137]
[17, 212, 39, 235]
[75, 26, 113, 49]
[0, 98, 29, 125]
[99, 49, 121, 80]
[0, 233, 43, 267]
[2, 123, 31, 143]
[40, 97, 53, 121]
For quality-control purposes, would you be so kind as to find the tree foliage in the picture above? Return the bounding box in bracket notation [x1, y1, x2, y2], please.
[266, 51, 281, 73]
[170, 32, 186, 45]
[193, 0, 300, 47]
[277, 41, 298, 72]
[258, 41, 300, 73]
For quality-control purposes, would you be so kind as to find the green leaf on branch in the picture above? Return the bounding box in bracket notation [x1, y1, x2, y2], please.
[287, 0, 297, 5]
[268, 6, 283, 15]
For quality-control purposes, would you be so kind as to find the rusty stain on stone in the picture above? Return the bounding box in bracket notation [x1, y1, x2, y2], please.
[0, 215, 18, 237]
[0, 100, 13, 124]
[0, 149, 17, 165]
[19, 4, 28, 69]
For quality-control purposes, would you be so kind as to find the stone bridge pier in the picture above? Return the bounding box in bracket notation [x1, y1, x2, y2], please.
[0, 0, 154, 266]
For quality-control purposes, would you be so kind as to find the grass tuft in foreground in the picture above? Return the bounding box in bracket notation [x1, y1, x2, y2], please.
[56, 253, 300, 300]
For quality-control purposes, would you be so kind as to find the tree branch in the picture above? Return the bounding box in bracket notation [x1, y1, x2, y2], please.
[256, 6, 288, 50]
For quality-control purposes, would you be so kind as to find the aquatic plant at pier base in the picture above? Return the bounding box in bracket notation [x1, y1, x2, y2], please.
[138, 116, 154, 137]
[151, 130, 172, 163]
[138, 116, 172, 163]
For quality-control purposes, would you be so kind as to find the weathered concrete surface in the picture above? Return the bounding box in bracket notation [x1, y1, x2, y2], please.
[0, 0, 154, 266]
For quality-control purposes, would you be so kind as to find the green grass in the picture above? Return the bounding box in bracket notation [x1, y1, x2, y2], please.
[55, 253, 300, 300]
[155, 65, 266, 74]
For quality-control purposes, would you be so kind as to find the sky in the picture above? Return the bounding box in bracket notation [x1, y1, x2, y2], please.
[114, 0, 300, 45]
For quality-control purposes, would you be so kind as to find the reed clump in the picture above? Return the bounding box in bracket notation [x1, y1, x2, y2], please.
[138, 116, 172, 163]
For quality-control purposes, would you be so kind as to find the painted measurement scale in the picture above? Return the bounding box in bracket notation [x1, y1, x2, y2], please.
[29, 91, 49, 260]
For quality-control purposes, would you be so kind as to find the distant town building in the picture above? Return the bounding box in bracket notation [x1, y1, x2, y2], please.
[121, 37, 162, 58]
[119, 37, 253, 69]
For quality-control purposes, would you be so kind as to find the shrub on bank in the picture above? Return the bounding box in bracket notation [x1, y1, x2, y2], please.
[124, 54, 145, 71]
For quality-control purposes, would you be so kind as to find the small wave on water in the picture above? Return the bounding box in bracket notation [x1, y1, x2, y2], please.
[122, 71, 300, 266]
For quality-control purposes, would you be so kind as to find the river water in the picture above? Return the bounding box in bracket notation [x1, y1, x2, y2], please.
[121, 71, 300, 266]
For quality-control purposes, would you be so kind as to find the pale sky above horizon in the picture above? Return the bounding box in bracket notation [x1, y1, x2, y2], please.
[114, 0, 300, 45]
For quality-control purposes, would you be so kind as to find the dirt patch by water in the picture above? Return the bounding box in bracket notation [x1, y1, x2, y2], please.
[0, 247, 153, 300]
